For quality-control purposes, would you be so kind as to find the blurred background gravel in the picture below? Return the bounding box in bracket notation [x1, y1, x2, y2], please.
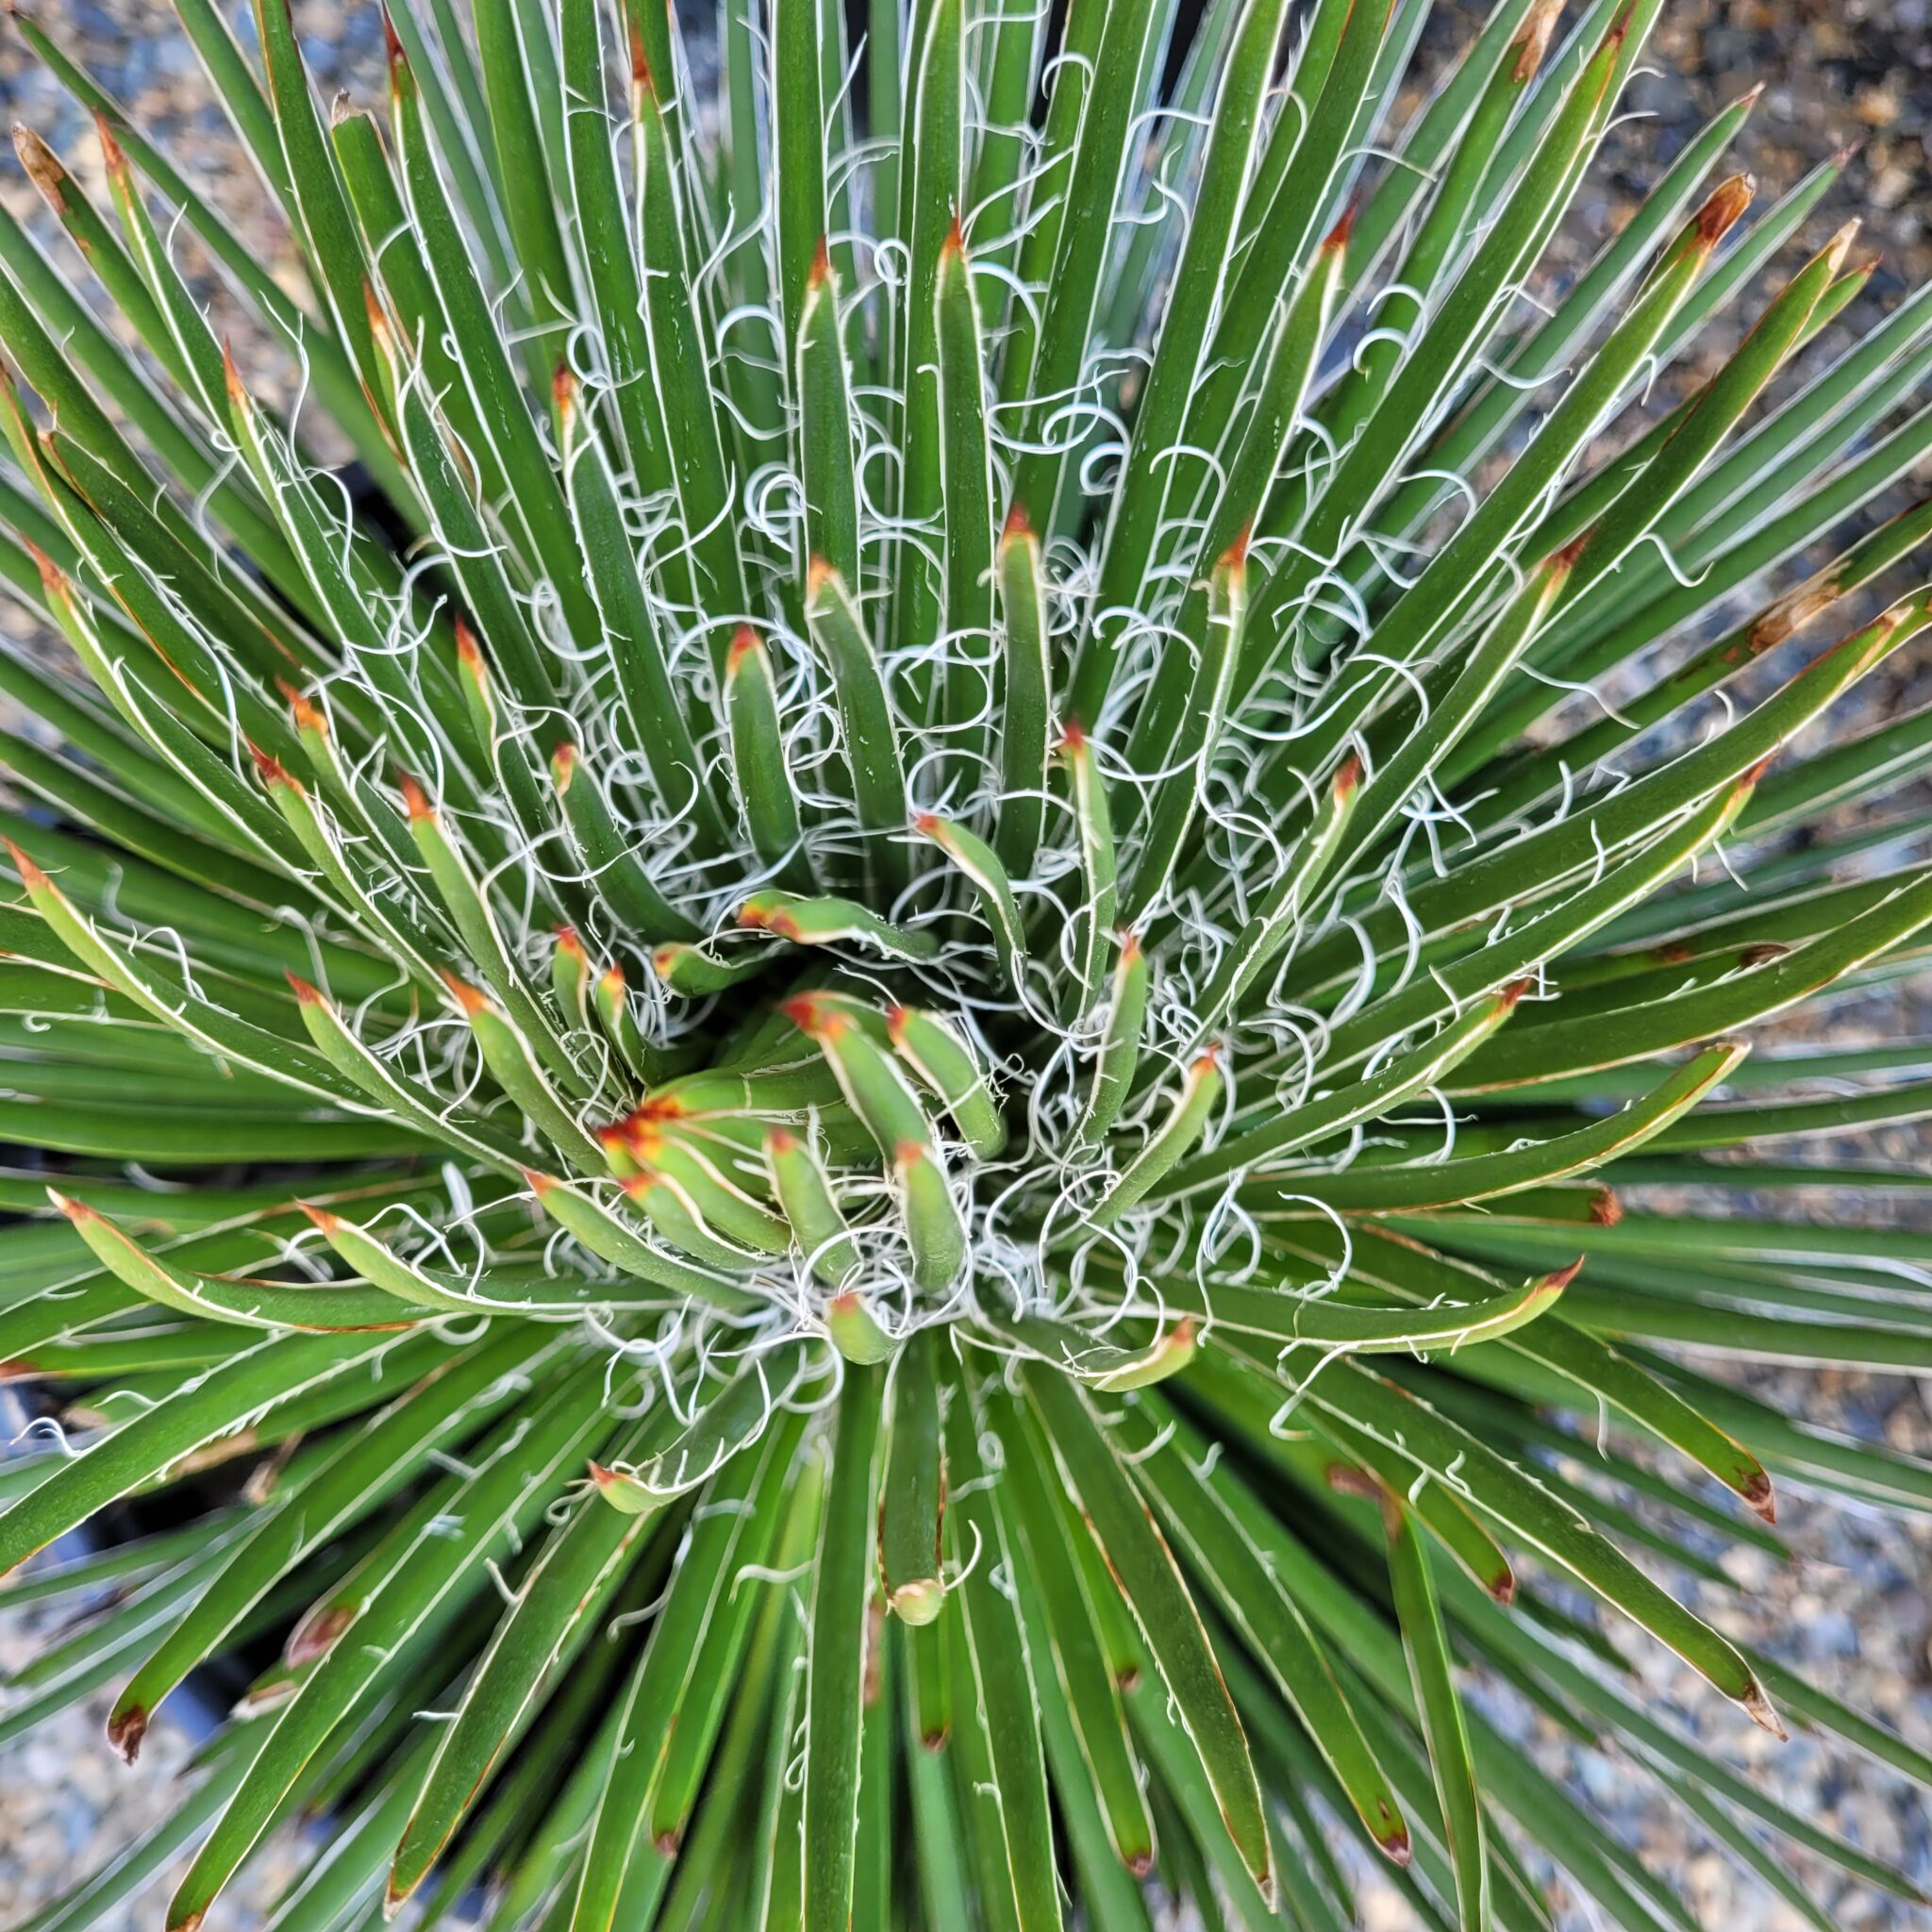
[0, 0, 1928, 1926]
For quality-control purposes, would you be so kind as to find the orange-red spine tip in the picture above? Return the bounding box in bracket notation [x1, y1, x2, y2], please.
[439, 970, 488, 1016]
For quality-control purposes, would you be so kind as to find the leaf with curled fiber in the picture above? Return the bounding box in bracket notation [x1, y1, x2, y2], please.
[0, 0, 1927, 1925]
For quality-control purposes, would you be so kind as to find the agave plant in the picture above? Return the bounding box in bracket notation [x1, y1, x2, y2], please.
[1, 0, 1930, 1922]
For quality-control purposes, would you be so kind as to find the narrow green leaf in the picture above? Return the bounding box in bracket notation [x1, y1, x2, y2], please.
[945, 1374, 1064, 1931]
[879, 1329, 946, 1622]
[1024, 1364, 1270, 1898]
[990, 1386, 1155, 1875]
[1386, 1496, 1490, 1929]
[726, 629, 814, 890]
[802, 1365, 884, 1932]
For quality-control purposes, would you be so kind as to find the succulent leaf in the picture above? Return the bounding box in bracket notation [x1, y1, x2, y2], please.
[0, 0, 1927, 1926]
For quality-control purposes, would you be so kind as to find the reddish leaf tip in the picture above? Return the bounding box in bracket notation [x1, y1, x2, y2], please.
[1744, 1683, 1787, 1740]
[288, 686, 328, 737]
[1547, 527, 1593, 577]
[248, 741, 294, 789]
[1692, 173, 1754, 248]
[780, 993, 838, 1039]
[22, 537, 64, 595]
[440, 971, 490, 1017]
[725, 624, 761, 674]
[108, 1704, 147, 1764]
[91, 108, 126, 173]
[738, 897, 801, 940]
[5, 839, 47, 890]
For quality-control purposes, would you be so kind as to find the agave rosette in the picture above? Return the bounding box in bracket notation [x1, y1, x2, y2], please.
[0, 0, 1930, 1924]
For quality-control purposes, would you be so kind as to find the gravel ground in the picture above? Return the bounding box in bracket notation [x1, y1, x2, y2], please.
[0, 0, 1929, 1927]
[0, 1530, 312, 1932]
